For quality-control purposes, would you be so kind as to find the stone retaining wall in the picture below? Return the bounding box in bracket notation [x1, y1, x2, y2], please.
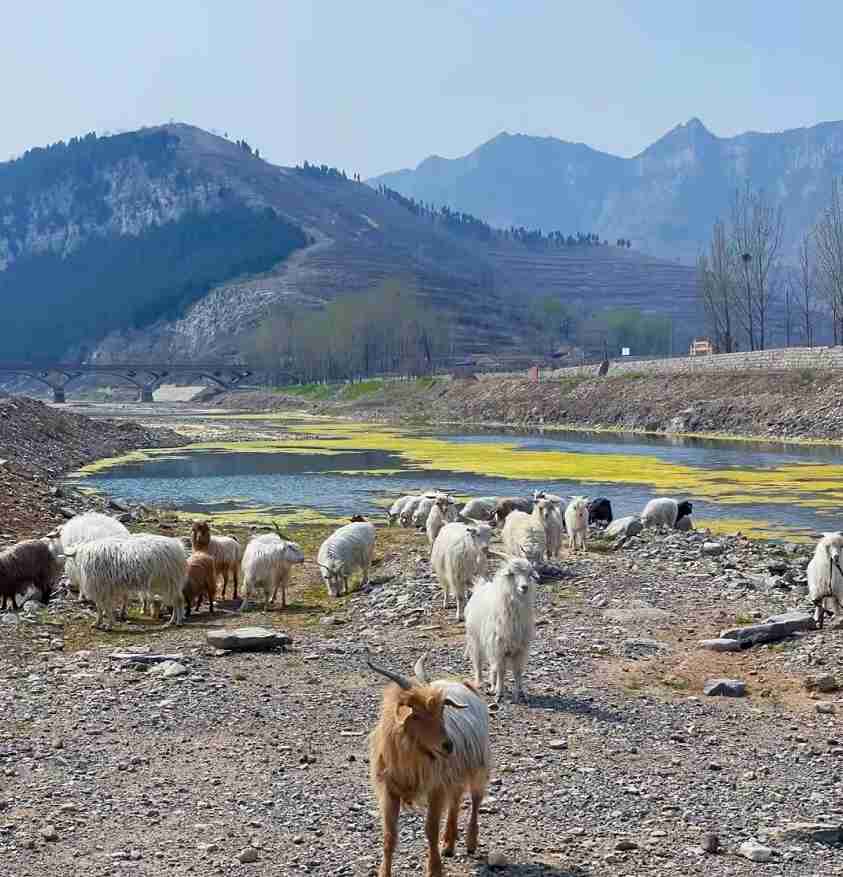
[479, 345, 843, 380]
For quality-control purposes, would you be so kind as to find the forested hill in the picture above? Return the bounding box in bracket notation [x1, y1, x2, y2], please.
[0, 124, 700, 364]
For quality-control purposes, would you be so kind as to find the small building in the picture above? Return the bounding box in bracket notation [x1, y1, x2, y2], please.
[689, 337, 716, 357]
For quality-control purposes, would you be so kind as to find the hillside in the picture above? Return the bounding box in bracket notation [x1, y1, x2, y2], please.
[0, 124, 700, 363]
[371, 118, 843, 263]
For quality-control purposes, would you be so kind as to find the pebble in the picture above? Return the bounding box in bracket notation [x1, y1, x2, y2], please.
[815, 701, 836, 715]
[237, 847, 260, 864]
[615, 838, 638, 851]
[487, 851, 509, 868]
[40, 825, 58, 842]
[739, 840, 773, 863]
[547, 739, 568, 750]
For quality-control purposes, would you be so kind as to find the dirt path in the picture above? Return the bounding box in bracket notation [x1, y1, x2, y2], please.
[3, 522, 841, 876]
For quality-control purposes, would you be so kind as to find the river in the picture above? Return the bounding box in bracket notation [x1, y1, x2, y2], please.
[66, 413, 843, 541]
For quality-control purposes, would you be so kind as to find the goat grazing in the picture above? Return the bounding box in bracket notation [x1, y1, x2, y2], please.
[459, 497, 498, 523]
[240, 527, 305, 611]
[317, 521, 376, 597]
[50, 512, 129, 599]
[431, 522, 492, 621]
[464, 557, 538, 703]
[501, 499, 550, 564]
[367, 653, 490, 877]
[587, 497, 613, 526]
[66, 535, 187, 629]
[564, 496, 589, 553]
[387, 495, 416, 526]
[492, 496, 533, 527]
[0, 539, 64, 611]
[808, 532, 843, 628]
[641, 497, 694, 529]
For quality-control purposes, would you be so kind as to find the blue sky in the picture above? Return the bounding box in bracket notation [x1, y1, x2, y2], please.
[2, 1, 841, 177]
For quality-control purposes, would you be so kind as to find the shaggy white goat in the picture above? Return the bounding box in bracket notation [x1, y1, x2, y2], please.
[564, 496, 589, 553]
[412, 496, 437, 529]
[501, 499, 550, 564]
[240, 534, 305, 611]
[641, 497, 694, 529]
[317, 521, 376, 597]
[460, 497, 498, 523]
[464, 557, 538, 703]
[52, 512, 130, 599]
[544, 500, 565, 560]
[65, 534, 187, 630]
[808, 532, 843, 628]
[399, 496, 424, 527]
[207, 534, 243, 599]
[431, 522, 491, 621]
[387, 495, 417, 526]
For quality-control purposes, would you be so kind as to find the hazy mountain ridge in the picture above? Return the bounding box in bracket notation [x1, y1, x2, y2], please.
[371, 119, 843, 261]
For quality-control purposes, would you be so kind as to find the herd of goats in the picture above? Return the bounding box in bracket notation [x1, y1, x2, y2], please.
[3, 487, 843, 875]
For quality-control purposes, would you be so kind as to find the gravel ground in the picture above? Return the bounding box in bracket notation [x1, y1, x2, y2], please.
[2, 524, 843, 877]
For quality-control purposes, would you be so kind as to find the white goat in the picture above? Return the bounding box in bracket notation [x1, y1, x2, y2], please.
[65, 534, 187, 630]
[431, 522, 491, 621]
[460, 497, 498, 523]
[317, 521, 376, 597]
[399, 496, 424, 527]
[207, 534, 243, 600]
[426, 495, 457, 546]
[564, 496, 589, 553]
[412, 496, 436, 529]
[502, 499, 550, 564]
[808, 532, 843, 628]
[544, 500, 565, 560]
[464, 557, 538, 703]
[240, 534, 305, 611]
[51, 512, 130, 599]
[387, 495, 416, 527]
[641, 497, 694, 529]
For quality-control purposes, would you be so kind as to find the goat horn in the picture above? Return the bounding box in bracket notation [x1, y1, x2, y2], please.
[366, 653, 413, 690]
[443, 697, 467, 710]
[413, 652, 429, 683]
[272, 520, 291, 541]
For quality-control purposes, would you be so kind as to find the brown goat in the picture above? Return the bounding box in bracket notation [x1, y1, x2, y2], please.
[368, 654, 490, 877]
[0, 539, 63, 611]
[492, 496, 533, 527]
[184, 521, 216, 615]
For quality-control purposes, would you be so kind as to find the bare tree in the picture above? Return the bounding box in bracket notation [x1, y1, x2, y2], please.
[797, 232, 817, 346]
[815, 177, 843, 345]
[697, 219, 737, 352]
[731, 183, 785, 350]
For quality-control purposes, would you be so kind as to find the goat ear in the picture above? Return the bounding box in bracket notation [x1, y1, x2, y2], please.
[443, 697, 466, 710]
[395, 704, 413, 726]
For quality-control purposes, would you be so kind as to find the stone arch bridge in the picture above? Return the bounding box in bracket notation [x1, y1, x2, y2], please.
[0, 362, 257, 403]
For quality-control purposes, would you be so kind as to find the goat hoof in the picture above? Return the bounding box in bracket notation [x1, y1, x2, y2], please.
[442, 847, 455, 858]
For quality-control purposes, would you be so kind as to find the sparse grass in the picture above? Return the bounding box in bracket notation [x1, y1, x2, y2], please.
[735, 612, 755, 626]
[340, 379, 383, 401]
[281, 383, 336, 400]
[798, 367, 818, 385]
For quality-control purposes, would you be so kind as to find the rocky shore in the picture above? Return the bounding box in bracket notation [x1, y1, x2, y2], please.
[0, 396, 183, 542]
[212, 369, 843, 442]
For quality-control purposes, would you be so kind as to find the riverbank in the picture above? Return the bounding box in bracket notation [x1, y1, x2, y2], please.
[210, 369, 843, 443]
[0, 396, 184, 542]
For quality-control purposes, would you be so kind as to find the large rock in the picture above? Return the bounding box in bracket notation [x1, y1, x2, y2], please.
[701, 541, 723, 556]
[206, 627, 292, 652]
[699, 638, 741, 653]
[719, 610, 813, 646]
[606, 515, 643, 539]
[703, 678, 746, 697]
[770, 822, 843, 845]
[739, 840, 773, 863]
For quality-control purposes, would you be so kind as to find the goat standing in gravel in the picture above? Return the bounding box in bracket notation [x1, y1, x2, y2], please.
[808, 532, 843, 628]
[367, 653, 490, 877]
[464, 557, 537, 703]
[564, 496, 589, 553]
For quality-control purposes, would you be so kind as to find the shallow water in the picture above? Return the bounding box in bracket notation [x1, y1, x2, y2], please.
[69, 417, 843, 540]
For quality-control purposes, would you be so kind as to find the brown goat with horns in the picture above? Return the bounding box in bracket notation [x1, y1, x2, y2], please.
[367, 652, 491, 877]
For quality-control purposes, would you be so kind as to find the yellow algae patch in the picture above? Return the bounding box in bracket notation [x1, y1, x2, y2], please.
[696, 518, 816, 543]
[173, 508, 348, 527]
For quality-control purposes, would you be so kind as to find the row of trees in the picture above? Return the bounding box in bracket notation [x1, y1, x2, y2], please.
[698, 178, 843, 351]
[522, 296, 672, 358]
[247, 281, 448, 383]
[374, 184, 627, 250]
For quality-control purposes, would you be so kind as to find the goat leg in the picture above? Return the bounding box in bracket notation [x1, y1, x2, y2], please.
[378, 791, 400, 877]
[466, 788, 483, 854]
[442, 790, 461, 857]
[425, 790, 445, 877]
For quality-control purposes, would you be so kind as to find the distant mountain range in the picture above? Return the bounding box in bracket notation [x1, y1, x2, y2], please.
[371, 118, 843, 262]
[0, 123, 703, 364]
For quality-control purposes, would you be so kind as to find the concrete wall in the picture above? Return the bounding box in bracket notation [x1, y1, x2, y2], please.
[478, 345, 843, 381]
